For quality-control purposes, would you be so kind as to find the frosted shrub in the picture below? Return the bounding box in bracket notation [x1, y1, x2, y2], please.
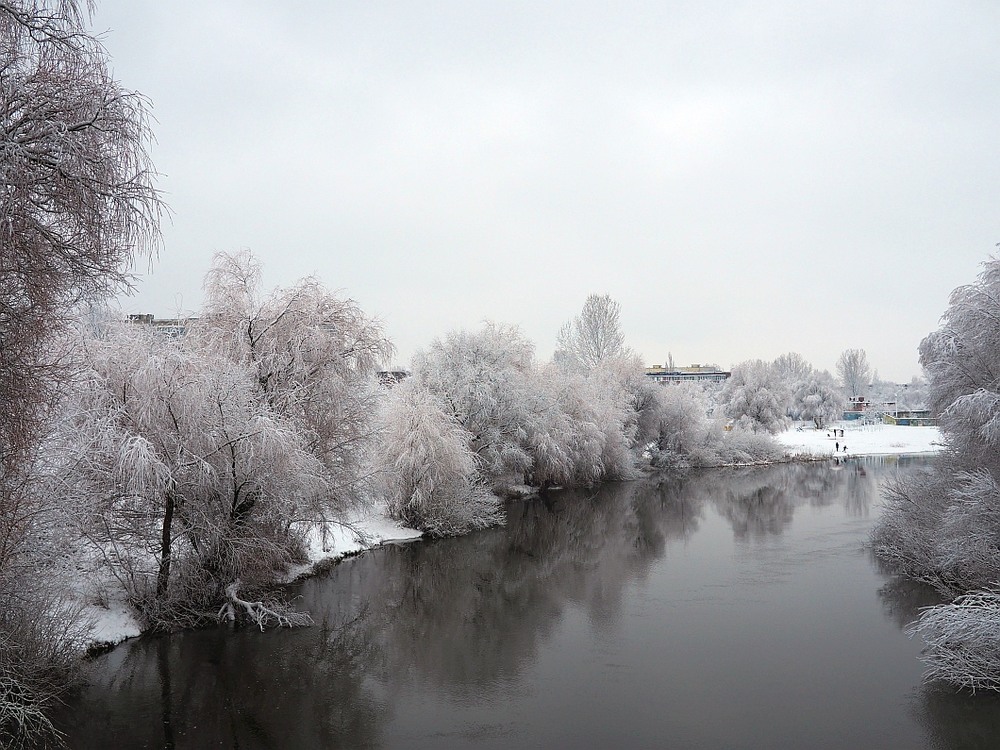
[720, 360, 791, 434]
[647, 381, 709, 471]
[585, 361, 643, 480]
[871, 470, 952, 590]
[683, 424, 783, 468]
[908, 591, 1000, 692]
[410, 323, 534, 485]
[936, 471, 1000, 591]
[874, 467, 1000, 595]
[525, 369, 599, 486]
[714, 428, 785, 466]
[374, 381, 503, 536]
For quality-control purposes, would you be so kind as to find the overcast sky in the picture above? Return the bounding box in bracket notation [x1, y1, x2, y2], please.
[91, 1, 1000, 382]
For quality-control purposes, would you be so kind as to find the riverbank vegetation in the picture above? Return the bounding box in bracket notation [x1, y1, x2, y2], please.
[872, 257, 1000, 692]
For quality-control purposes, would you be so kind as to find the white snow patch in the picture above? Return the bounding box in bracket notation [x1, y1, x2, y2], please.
[83, 596, 142, 646]
[287, 500, 423, 580]
[777, 421, 943, 457]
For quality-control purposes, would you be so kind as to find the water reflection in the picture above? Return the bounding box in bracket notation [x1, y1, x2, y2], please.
[874, 534, 1000, 750]
[58, 456, 1000, 750]
[308, 477, 706, 691]
[61, 613, 389, 748]
[913, 686, 1000, 750]
[690, 460, 879, 541]
[875, 571, 942, 630]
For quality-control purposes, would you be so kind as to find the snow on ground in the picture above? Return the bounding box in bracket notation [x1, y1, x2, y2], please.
[777, 421, 944, 457]
[85, 597, 142, 645]
[288, 500, 423, 580]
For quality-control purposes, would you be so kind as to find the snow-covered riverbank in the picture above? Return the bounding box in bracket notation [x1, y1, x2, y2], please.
[84, 502, 422, 647]
[776, 421, 943, 457]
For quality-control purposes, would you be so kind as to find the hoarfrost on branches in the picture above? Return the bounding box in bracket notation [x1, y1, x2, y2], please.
[554, 294, 629, 372]
[0, 0, 162, 742]
[372, 381, 502, 537]
[907, 591, 1000, 693]
[792, 370, 845, 429]
[409, 323, 536, 484]
[836, 348, 872, 398]
[53, 320, 326, 630]
[719, 360, 791, 435]
[195, 250, 394, 512]
[872, 256, 1000, 691]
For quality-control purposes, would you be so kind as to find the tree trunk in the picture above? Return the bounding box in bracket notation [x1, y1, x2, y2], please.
[157, 491, 174, 599]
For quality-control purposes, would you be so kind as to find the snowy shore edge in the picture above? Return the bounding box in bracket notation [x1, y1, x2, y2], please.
[83, 502, 423, 649]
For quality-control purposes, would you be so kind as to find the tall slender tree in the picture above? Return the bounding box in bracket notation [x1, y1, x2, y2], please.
[0, 1, 161, 743]
[836, 349, 872, 398]
[554, 294, 629, 372]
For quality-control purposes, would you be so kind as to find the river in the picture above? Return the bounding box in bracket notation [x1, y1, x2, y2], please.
[56, 457, 1000, 748]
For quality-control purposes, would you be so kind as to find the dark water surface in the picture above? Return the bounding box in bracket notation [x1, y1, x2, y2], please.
[57, 458, 1000, 748]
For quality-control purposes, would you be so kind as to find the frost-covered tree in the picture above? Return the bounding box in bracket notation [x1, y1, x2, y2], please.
[519, 362, 639, 487]
[0, 0, 160, 485]
[0, 1, 161, 742]
[554, 294, 629, 372]
[866, 373, 928, 414]
[53, 320, 324, 630]
[526, 354, 649, 485]
[793, 370, 845, 429]
[194, 250, 393, 511]
[394, 323, 643, 499]
[900, 375, 930, 411]
[593, 354, 661, 445]
[719, 360, 791, 434]
[836, 348, 872, 398]
[771, 352, 813, 387]
[872, 257, 1000, 690]
[564, 361, 639, 481]
[410, 323, 537, 486]
[647, 380, 711, 469]
[373, 381, 502, 536]
[770, 352, 815, 419]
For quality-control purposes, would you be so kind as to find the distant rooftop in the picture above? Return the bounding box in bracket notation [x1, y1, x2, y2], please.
[645, 364, 730, 384]
[127, 314, 195, 338]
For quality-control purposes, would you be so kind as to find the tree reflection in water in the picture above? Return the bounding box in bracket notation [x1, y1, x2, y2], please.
[56, 609, 389, 748]
[690, 459, 880, 541]
[912, 685, 1000, 750]
[313, 476, 706, 691]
